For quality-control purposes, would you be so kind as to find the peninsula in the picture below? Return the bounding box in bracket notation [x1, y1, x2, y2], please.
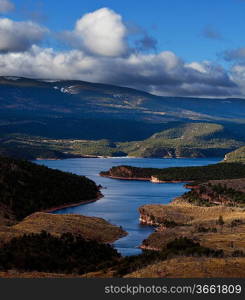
[100, 163, 245, 183]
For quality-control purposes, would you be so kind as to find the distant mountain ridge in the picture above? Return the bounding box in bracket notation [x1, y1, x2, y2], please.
[1, 76, 245, 159]
[1, 76, 245, 125]
[119, 123, 244, 158]
[0, 122, 243, 160]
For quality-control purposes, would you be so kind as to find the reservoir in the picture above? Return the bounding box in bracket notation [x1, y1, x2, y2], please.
[36, 157, 221, 256]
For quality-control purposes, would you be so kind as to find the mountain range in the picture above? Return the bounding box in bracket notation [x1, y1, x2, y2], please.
[1, 76, 245, 159]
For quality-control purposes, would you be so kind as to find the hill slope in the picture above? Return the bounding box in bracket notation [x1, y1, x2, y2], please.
[125, 257, 245, 278]
[224, 146, 245, 163]
[1, 123, 242, 160]
[0, 212, 126, 244]
[1, 77, 245, 160]
[0, 156, 100, 221]
[1, 76, 245, 142]
[119, 123, 244, 158]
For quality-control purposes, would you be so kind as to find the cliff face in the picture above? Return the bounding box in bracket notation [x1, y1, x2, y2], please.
[139, 214, 157, 226]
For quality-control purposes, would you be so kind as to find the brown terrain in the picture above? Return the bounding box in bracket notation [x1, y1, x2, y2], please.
[140, 199, 245, 253]
[133, 178, 245, 277]
[1, 158, 245, 278]
[125, 257, 245, 278]
[0, 271, 85, 278]
[184, 178, 245, 206]
[0, 212, 127, 245]
[194, 178, 245, 193]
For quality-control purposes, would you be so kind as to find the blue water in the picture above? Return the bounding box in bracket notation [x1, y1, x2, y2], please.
[35, 157, 221, 256]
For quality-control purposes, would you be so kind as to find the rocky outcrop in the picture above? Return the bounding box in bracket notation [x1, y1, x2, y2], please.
[139, 214, 157, 226]
[150, 176, 163, 183]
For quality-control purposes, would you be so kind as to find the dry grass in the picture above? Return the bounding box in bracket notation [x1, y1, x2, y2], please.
[125, 257, 245, 278]
[208, 178, 245, 193]
[143, 224, 245, 254]
[81, 269, 116, 278]
[199, 227, 245, 253]
[0, 271, 84, 278]
[140, 199, 245, 253]
[0, 212, 127, 244]
[141, 199, 245, 226]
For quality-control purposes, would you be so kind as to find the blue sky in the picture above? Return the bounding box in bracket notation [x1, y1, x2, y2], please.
[10, 0, 245, 63]
[0, 0, 245, 97]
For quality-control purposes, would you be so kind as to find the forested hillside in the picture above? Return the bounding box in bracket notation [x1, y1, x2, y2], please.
[0, 232, 120, 275]
[101, 163, 245, 182]
[0, 156, 100, 220]
[1, 122, 244, 160]
[118, 123, 244, 158]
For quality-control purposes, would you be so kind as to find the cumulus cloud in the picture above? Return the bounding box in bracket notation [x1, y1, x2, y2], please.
[62, 8, 127, 57]
[231, 64, 245, 90]
[0, 7, 242, 98]
[220, 47, 245, 95]
[0, 0, 14, 14]
[223, 47, 245, 62]
[0, 45, 239, 98]
[0, 18, 48, 53]
[134, 33, 157, 52]
[230, 61, 245, 90]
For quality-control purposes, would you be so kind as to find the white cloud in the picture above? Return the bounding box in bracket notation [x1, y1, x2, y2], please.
[0, 18, 48, 52]
[65, 8, 127, 57]
[186, 62, 209, 73]
[0, 45, 239, 98]
[230, 64, 245, 94]
[0, 46, 98, 80]
[223, 47, 245, 62]
[0, 8, 242, 98]
[0, 0, 14, 14]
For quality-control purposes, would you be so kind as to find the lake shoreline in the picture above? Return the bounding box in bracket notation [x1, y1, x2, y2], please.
[100, 174, 194, 184]
[42, 193, 104, 213]
[35, 155, 223, 162]
[38, 157, 221, 256]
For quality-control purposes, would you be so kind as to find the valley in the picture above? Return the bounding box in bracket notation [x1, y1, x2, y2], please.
[0, 77, 245, 278]
[1, 122, 244, 160]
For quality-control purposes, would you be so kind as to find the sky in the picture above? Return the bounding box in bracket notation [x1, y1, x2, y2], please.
[0, 0, 245, 98]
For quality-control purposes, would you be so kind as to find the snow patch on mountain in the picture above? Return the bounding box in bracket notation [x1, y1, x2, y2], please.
[53, 85, 80, 95]
[4, 76, 20, 81]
